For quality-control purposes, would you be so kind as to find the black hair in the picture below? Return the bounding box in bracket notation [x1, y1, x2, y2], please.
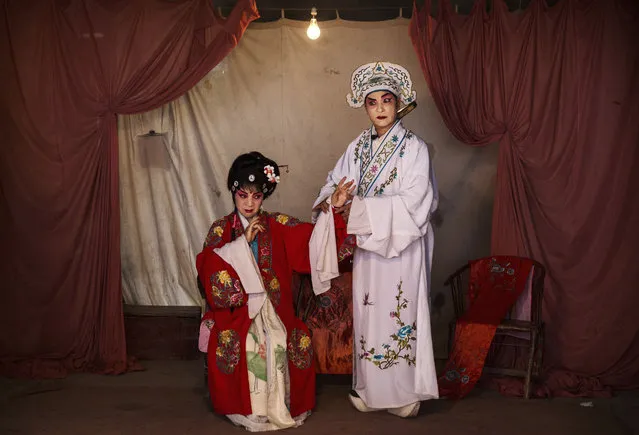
[227, 151, 280, 199]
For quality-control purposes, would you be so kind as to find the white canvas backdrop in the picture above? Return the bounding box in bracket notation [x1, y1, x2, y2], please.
[118, 18, 498, 355]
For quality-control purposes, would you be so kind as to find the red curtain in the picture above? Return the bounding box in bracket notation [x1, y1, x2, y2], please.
[0, 0, 258, 378]
[410, 0, 639, 394]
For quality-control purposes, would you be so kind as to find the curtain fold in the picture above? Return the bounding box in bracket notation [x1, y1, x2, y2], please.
[0, 0, 258, 378]
[410, 0, 639, 394]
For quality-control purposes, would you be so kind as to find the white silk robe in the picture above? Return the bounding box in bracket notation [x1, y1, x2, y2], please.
[312, 120, 439, 408]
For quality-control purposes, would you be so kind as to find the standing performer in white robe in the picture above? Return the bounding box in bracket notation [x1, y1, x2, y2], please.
[310, 61, 439, 418]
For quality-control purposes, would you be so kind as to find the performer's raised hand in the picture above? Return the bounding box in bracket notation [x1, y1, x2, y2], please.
[244, 216, 264, 243]
[331, 177, 356, 208]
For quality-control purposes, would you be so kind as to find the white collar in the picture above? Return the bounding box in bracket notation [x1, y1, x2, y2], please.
[238, 212, 249, 230]
[238, 211, 265, 231]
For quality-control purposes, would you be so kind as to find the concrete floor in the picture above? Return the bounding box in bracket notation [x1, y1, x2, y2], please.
[1, 360, 637, 435]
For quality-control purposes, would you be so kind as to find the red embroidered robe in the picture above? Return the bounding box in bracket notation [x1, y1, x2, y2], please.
[196, 210, 347, 417]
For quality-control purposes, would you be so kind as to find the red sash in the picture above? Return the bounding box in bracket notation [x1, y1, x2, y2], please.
[438, 256, 533, 399]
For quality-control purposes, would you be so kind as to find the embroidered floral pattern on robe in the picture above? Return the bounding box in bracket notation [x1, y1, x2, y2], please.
[357, 123, 408, 197]
[216, 329, 241, 374]
[197, 208, 325, 422]
[269, 212, 302, 227]
[358, 281, 417, 369]
[357, 137, 398, 196]
[373, 167, 398, 196]
[210, 269, 245, 308]
[353, 134, 369, 165]
[288, 329, 313, 370]
[203, 219, 226, 248]
[261, 268, 281, 307]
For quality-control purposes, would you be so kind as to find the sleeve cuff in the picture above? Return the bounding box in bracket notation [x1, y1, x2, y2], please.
[346, 196, 371, 235]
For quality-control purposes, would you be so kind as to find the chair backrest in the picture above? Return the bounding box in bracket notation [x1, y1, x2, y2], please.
[448, 255, 546, 326]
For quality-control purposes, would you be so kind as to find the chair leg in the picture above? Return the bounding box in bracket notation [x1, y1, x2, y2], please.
[535, 326, 544, 376]
[524, 329, 538, 399]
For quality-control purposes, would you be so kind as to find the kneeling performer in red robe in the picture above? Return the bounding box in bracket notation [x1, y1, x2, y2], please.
[196, 151, 352, 431]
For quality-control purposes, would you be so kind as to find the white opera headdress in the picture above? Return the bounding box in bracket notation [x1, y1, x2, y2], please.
[346, 61, 416, 109]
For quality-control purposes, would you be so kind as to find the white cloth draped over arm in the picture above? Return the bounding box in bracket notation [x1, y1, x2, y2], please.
[213, 234, 267, 319]
[347, 143, 437, 259]
[309, 209, 339, 296]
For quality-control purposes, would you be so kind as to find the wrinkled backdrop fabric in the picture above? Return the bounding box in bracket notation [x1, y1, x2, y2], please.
[117, 18, 498, 357]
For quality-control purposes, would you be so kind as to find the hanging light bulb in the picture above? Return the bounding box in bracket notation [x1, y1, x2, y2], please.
[306, 7, 320, 40]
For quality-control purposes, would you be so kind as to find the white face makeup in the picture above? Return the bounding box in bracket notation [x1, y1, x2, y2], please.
[234, 187, 263, 220]
[365, 91, 398, 137]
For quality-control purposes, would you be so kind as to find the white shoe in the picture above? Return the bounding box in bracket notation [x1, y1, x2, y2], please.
[348, 392, 379, 413]
[387, 402, 420, 418]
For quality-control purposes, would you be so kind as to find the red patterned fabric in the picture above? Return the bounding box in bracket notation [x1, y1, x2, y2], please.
[292, 230, 356, 374]
[293, 272, 354, 374]
[197, 210, 348, 416]
[438, 256, 533, 399]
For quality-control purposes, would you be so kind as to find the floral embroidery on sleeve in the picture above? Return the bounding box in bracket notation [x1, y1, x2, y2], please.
[287, 328, 313, 370]
[210, 270, 245, 308]
[269, 212, 301, 227]
[203, 217, 228, 248]
[216, 329, 241, 374]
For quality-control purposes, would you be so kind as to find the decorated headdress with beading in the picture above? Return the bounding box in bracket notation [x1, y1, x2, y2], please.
[346, 61, 416, 109]
[227, 151, 280, 199]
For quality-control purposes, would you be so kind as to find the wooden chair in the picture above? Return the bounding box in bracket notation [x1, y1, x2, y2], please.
[445, 256, 546, 399]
